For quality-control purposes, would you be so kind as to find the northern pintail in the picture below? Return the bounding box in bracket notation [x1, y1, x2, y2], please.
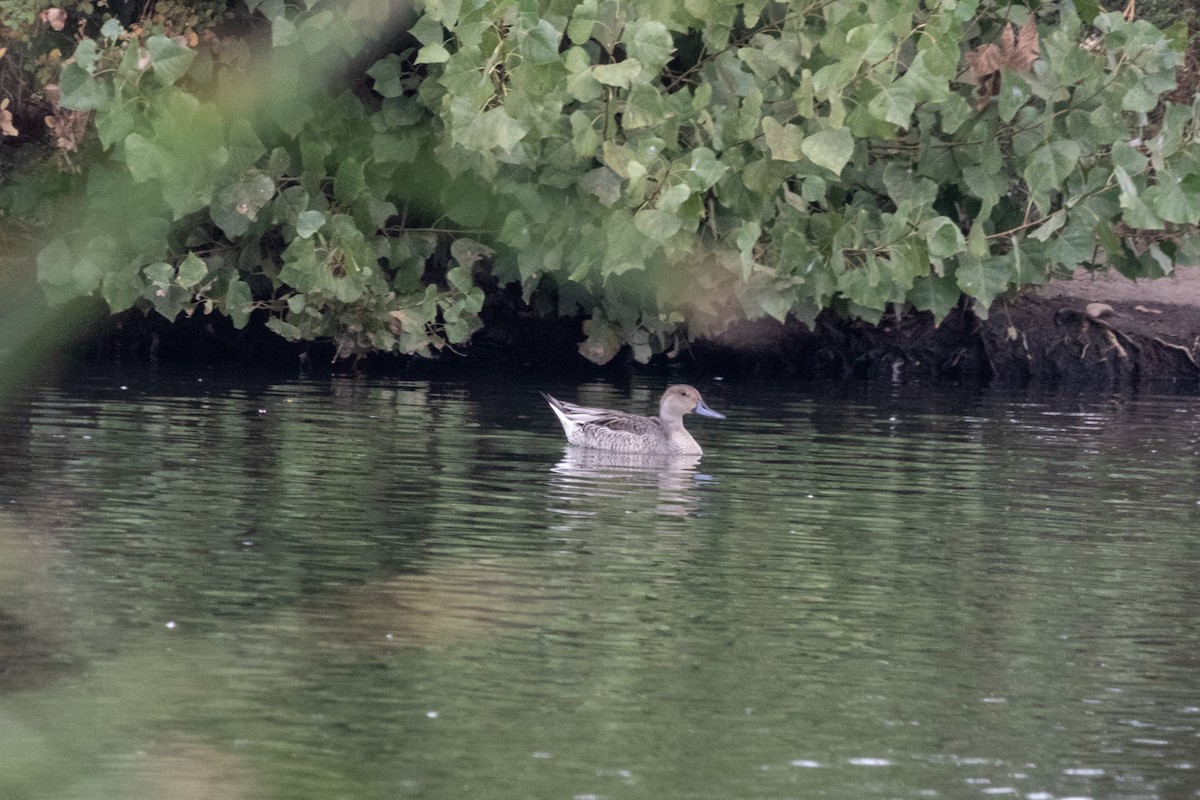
[541, 385, 725, 455]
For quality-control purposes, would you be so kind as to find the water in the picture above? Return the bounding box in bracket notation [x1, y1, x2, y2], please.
[1, 366, 1199, 799]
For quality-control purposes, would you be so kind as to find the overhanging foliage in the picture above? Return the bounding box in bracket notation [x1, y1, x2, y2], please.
[5, 0, 1200, 363]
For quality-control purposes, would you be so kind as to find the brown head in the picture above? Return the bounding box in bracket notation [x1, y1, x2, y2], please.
[658, 385, 726, 421]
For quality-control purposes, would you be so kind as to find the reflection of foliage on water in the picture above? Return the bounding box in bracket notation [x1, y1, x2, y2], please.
[3, 379, 1200, 798]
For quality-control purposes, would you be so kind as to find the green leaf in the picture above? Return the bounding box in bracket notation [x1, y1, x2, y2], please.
[102, 264, 145, 313]
[211, 172, 276, 238]
[1030, 210, 1066, 241]
[580, 166, 622, 206]
[416, 42, 451, 64]
[593, 60, 642, 88]
[1074, 0, 1102, 23]
[567, 6, 594, 45]
[955, 255, 1012, 310]
[623, 84, 665, 130]
[867, 83, 915, 128]
[939, 94, 971, 134]
[634, 207, 683, 240]
[924, 218, 966, 259]
[368, 55, 406, 97]
[146, 35, 197, 85]
[225, 278, 254, 329]
[36, 238, 75, 294]
[453, 103, 529, 155]
[761, 117, 804, 162]
[100, 18, 124, 39]
[272, 15, 299, 47]
[266, 317, 303, 340]
[908, 274, 960, 322]
[95, 102, 136, 150]
[176, 253, 208, 288]
[1121, 84, 1159, 113]
[624, 20, 673, 70]
[1024, 140, 1081, 214]
[1145, 174, 1200, 224]
[124, 133, 166, 183]
[801, 128, 854, 175]
[74, 39, 100, 72]
[296, 210, 326, 238]
[58, 63, 108, 111]
[450, 237, 492, 269]
[334, 158, 366, 205]
[684, 148, 727, 191]
[521, 19, 560, 65]
[998, 72, 1031, 123]
[446, 264, 476, 293]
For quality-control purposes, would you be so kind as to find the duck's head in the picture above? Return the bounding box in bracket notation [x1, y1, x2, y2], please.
[660, 385, 726, 420]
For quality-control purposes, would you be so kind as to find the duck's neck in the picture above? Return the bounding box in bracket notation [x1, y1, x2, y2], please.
[658, 415, 701, 455]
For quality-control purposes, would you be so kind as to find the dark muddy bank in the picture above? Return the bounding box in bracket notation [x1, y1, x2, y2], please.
[57, 289, 1200, 390]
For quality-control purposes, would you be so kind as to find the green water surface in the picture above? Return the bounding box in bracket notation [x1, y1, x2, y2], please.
[1, 369, 1198, 799]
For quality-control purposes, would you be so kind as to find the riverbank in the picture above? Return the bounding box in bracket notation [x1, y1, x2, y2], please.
[52, 267, 1200, 391]
[688, 267, 1200, 387]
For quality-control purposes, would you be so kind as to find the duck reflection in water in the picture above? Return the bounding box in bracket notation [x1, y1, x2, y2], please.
[549, 448, 706, 518]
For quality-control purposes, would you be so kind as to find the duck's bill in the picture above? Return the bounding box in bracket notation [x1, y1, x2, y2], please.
[694, 401, 726, 420]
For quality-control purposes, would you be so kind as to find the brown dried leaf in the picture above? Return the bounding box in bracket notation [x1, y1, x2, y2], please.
[965, 43, 1003, 83]
[50, 109, 90, 152]
[963, 17, 1039, 102]
[1000, 23, 1016, 62]
[39, 8, 67, 31]
[0, 99, 17, 138]
[1013, 17, 1040, 71]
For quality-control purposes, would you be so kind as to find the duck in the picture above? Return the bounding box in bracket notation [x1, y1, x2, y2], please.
[541, 385, 725, 455]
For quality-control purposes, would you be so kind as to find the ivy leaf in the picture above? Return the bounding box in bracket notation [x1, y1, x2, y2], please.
[623, 84, 665, 129]
[593, 60, 642, 88]
[367, 55, 407, 97]
[266, 317, 303, 340]
[624, 20, 673, 70]
[454, 105, 529, 155]
[684, 148, 727, 191]
[146, 35, 197, 85]
[95, 102, 136, 149]
[923, 217, 966, 259]
[58, 63, 108, 111]
[955, 255, 1012, 311]
[272, 15, 299, 47]
[580, 166, 622, 206]
[801, 128, 854, 175]
[36, 238, 76, 298]
[225, 278, 254, 329]
[634, 207, 683, 240]
[73, 39, 100, 72]
[867, 82, 915, 128]
[761, 117, 804, 162]
[521, 19, 561, 65]
[123, 133, 167, 183]
[1144, 174, 1200, 225]
[176, 253, 208, 288]
[102, 264, 145, 313]
[1024, 140, 1080, 213]
[296, 210, 326, 238]
[567, 6, 594, 45]
[334, 158, 366, 205]
[416, 42, 451, 64]
[909, 274, 960, 322]
[211, 172, 276, 238]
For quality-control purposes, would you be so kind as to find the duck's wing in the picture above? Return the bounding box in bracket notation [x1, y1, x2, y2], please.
[543, 394, 655, 429]
[573, 409, 664, 436]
